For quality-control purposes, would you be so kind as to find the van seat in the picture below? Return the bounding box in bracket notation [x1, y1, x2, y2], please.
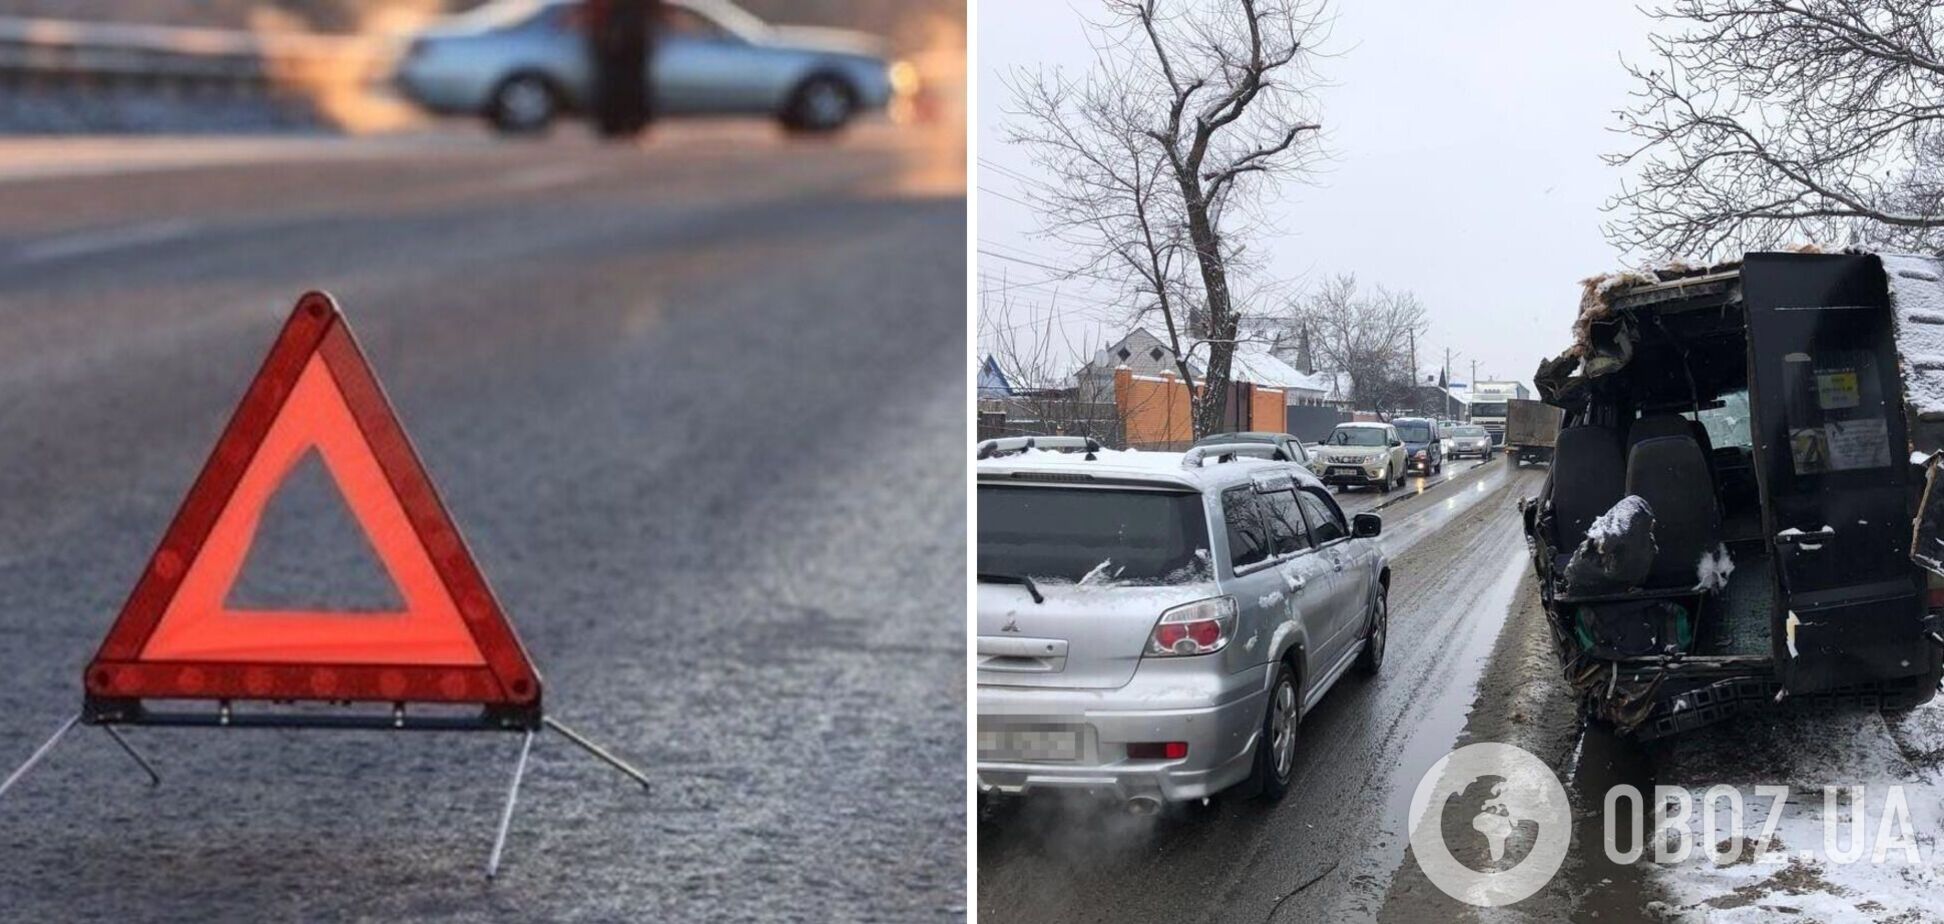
[1546, 425, 1626, 552]
[1627, 432, 1723, 588]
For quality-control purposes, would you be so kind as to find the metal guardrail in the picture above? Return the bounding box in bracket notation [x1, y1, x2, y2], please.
[0, 16, 394, 93]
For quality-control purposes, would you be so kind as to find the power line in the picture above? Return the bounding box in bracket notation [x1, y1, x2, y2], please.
[976, 157, 1039, 186]
[977, 185, 1036, 209]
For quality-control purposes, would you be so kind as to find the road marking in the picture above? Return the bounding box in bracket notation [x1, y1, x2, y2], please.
[11, 219, 200, 264]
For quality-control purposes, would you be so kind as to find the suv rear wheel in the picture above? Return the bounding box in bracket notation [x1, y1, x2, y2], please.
[1248, 661, 1299, 801]
[1358, 587, 1388, 675]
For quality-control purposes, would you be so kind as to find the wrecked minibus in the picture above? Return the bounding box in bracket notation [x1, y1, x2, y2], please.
[1521, 251, 1944, 739]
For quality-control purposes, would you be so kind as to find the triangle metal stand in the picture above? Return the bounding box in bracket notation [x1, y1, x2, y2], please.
[0, 711, 649, 881]
[487, 716, 653, 880]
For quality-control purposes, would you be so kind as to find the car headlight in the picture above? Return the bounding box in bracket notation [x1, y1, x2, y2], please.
[888, 60, 920, 97]
[1414, 450, 1427, 460]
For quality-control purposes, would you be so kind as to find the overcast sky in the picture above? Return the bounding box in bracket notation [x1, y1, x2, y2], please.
[976, 0, 1660, 391]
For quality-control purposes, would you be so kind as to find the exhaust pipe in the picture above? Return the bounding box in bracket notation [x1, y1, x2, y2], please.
[1125, 795, 1162, 816]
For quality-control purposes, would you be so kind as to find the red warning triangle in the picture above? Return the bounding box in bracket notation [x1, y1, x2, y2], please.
[85, 293, 540, 710]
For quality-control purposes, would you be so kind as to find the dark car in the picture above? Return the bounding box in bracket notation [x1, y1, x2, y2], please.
[1193, 431, 1310, 465]
[1390, 417, 1442, 475]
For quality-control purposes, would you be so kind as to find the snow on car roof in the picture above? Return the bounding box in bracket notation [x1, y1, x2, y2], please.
[976, 447, 1318, 491]
[1335, 421, 1390, 428]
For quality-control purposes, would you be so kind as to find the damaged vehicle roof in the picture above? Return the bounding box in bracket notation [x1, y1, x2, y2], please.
[1535, 251, 1944, 444]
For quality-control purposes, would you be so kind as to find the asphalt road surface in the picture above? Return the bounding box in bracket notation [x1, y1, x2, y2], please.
[978, 458, 1549, 924]
[0, 120, 965, 921]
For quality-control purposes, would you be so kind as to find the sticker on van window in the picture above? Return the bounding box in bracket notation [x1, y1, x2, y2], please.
[1824, 417, 1891, 470]
[1784, 350, 1891, 475]
[1816, 370, 1861, 409]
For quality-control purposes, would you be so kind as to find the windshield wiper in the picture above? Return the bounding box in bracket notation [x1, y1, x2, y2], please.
[978, 572, 1045, 604]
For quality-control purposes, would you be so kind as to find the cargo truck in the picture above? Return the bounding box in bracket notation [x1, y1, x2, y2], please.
[1467, 380, 1530, 446]
[1503, 398, 1561, 466]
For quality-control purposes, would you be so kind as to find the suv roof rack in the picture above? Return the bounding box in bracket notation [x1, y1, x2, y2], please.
[977, 435, 1101, 460]
[1181, 442, 1295, 468]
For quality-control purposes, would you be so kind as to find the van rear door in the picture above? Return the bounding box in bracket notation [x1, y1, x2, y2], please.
[1742, 252, 1929, 693]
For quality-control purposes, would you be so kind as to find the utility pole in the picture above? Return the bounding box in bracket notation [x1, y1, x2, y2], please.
[1440, 347, 1451, 420]
[1469, 359, 1478, 421]
[1408, 330, 1418, 415]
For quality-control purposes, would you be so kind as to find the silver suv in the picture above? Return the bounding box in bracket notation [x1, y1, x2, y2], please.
[975, 438, 1391, 809]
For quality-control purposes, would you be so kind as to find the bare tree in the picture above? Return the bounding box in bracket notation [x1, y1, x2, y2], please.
[1607, 0, 1944, 260]
[978, 291, 1128, 445]
[1289, 273, 1426, 413]
[1005, 0, 1330, 437]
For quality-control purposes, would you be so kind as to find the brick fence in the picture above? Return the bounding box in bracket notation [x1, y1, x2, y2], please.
[1112, 367, 1288, 449]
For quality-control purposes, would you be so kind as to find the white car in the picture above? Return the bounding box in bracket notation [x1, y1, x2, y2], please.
[1311, 422, 1409, 492]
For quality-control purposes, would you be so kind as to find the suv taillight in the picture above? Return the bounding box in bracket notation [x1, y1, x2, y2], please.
[1147, 597, 1237, 657]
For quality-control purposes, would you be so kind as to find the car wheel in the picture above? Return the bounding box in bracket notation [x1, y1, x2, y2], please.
[1376, 467, 1391, 493]
[489, 72, 559, 135]
[1248, 661, 1299, 801]
[782, 75, 856, 134]
[1358, 586, 1388, 676]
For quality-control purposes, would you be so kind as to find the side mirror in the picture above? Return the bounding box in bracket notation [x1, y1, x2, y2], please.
[1389, 438, 1403, 448]
[1352, 513, 1382, 538]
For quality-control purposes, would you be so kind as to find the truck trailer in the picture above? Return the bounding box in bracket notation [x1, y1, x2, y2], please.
[1504, 398, 1562, 466]
[1468, 380, 1530, 446]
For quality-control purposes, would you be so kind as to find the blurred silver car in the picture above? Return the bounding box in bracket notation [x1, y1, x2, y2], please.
[395, 0, 904, 134]
[1446, 424, 1494, 459]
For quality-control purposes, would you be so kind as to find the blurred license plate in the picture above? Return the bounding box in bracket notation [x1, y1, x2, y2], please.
[1329, 466, 1362, 477]
[979, 727, 1082, 762]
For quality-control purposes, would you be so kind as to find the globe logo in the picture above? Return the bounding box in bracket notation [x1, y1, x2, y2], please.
[1408, 742, 1571, 907]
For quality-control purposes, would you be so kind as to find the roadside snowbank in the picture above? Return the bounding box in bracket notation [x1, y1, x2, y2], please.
[1645, 700, 1944, 922]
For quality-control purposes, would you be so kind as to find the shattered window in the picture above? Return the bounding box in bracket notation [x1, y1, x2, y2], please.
[1781, 349, 1891, 474]
[1693, 390, 1752, 451]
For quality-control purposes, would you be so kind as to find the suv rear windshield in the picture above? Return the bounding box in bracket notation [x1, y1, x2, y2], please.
[978, 485, 1210, 585]
[1326, 428, 1386, 447]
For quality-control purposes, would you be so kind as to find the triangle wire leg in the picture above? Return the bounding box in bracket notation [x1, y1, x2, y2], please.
[99, 725, 162, 788]
[485, 728, 535, 881]
[0, 714, 80, 802]
[542, 716, 652, 793]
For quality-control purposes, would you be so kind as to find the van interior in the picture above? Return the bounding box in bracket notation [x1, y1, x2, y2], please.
[1530, 273, 1773, 666]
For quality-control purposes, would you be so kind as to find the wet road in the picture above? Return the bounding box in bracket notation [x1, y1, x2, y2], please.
[977, 457, 1549, 923]
[0, 121, 965, 921]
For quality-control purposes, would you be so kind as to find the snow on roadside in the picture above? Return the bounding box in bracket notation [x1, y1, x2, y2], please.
[1643, 701, 1944, 922]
